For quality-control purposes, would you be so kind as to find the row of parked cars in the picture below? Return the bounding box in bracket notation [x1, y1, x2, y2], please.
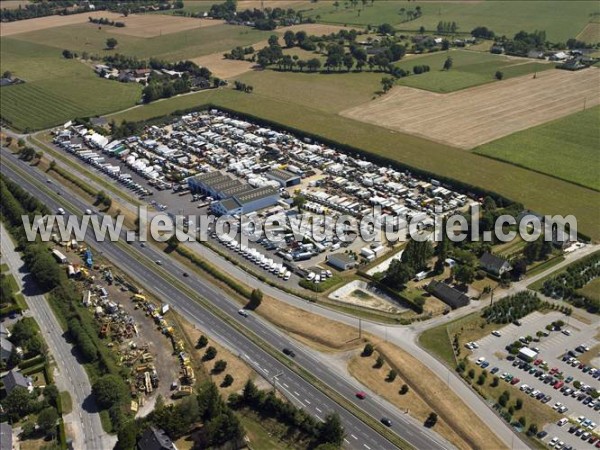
[216, 234, 292, 280]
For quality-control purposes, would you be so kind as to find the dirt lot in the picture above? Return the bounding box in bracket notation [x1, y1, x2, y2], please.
[0, 10, 124, 36]
[0, 0, 31, 9]
[107, 16, 225, 38]
[341, 68, 600, 149]
[191, 52, 260, 79]
[179, 316, 258, 397]
[348, 351, 471, 450]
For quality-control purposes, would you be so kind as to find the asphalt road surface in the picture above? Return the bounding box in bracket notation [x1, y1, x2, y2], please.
[1, 152, 455, 450]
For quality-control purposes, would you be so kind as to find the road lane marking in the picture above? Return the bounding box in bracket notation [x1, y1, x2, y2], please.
[364, 445, 371, 450]
[315, 407, 322, 413]
[351, 434, 358, 440]
[294, 391, 300, 396]
[344, 439, 349, 443]
[305, 399, 311, 404]
[283, 383, 289, 388]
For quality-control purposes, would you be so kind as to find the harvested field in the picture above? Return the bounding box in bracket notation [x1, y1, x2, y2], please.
[191, 53, 259, 79]
[0, 10, 124, 37]
[341, 68, 600, 149]
[0, 0, 31, 9]
[577, 22, 600, 43]
[106, 16, 225, 38]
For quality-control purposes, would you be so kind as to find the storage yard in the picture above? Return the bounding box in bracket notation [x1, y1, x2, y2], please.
[51, 109, 473, 306]
[48, 238, 194, 414]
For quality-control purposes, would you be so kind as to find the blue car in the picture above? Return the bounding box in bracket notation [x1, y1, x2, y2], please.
[491, 367, 499, 374]
[481, 361, 490, 369]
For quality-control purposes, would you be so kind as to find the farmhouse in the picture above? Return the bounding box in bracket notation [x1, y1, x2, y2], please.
[426, 280, 470, 309]
[479, 252, 512, 276]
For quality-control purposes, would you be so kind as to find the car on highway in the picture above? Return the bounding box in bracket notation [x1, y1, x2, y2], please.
[238, 309, 249, 318]
[182, 272, 189, 277]
[155, 260, 162, 265]
[381, 417, 392, 427]
[57, 207, 65, 215]
[356, 391, 367, 399]
[85, 208, 92, 215]
[282, 348, 296, 358]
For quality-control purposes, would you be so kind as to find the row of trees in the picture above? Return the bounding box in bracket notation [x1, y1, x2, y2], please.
[233, 80, 254, 93]
[482, 291, 543, 324]
[88, 16, 125, 27]
[1, 0, 181, 21]
[436, 21, 459, 35]
[540, 252, 600, 313]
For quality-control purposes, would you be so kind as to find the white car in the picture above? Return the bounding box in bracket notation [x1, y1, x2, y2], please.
[492, 330, 501, 337]
[557, 418, 568, 426]
[238, 309, 249, 318]
[476, 357, 486, 366]
[549, 437, 558, 447]
[552, 402, 562, 410]
[283, 271, 291, 281]
[520, 384, 529, 391]
[307, 272, 315, 281]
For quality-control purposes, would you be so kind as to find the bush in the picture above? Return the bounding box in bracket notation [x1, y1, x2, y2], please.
[386, 369, 397, 382]
[197, 335, 208, 349]
[212, 360, 227, 374]
[399, 384, 409, 395]
[362, 343, 374, 357]
[374, 356, 384, 369]
[221, 374, 234, 387]
[203, 346, 217, 361]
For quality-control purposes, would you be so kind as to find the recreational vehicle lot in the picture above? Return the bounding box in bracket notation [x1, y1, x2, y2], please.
[341, 67, 600, 150]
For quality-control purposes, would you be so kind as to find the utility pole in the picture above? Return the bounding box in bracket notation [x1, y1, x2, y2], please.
[358, 318, 362, 339]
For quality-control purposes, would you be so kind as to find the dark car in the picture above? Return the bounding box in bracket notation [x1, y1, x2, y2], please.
[513, 320, 522, 326]
[537, 431, 548, 439]
[182, 272, 189, 277]
[381, 417, 392, 427]
[568, 425, 578, 433]
[282, 348, 296, 358]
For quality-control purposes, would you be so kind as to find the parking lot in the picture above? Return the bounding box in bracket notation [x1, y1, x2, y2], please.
[469, 311, 599, 449]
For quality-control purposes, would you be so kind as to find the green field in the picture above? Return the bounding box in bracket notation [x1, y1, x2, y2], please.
[476, 106, 600, 191]
[10, 22, 271, 61]
[106, 88, 600, 241]
[299, 1, 595, 43]
[395, 50, 554, 92]
[0, 39, 142, 130]
[237, 69, 382, 113]
[578, 278, 600, 301]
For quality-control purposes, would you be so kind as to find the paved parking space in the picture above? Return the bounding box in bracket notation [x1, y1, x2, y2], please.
[469, 311, 599, 449]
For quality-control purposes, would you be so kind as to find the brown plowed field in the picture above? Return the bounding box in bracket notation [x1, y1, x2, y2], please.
[0, 11, 223, 38]
[341, 67, 600, 149]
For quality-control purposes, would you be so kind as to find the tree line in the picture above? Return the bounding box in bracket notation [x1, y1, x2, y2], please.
[88, 16, 126, 27]
[1, 0, 182, 22]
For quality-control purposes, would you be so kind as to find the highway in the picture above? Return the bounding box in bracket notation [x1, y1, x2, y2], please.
[1, 153, 455, 449]
[0, 224, 116, 450]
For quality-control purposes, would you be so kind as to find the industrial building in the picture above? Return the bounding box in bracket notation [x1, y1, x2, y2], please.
[188, 171, 280, 216]
[265, 168, 301, 187]
[327, 253, 356, 271]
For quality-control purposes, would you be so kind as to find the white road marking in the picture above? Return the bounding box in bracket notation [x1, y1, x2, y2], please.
[283, 383, 289, 388]
[364, 445, 371, 450]
[344, 439, 350, 443]
[305, 399, 311, 404]
[351, 434, 358, 440]
[316, 407, 322, 413]
[315, 415, 323, 421]
[294, 391, 300, 396]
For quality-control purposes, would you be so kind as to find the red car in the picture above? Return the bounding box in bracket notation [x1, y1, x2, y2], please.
[356, 391, 367, 400]
[511, 378, 520, 385]
[554, 381, 564, 389]
[534, 359, 542, 366]
[550, 367, 558, 374]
